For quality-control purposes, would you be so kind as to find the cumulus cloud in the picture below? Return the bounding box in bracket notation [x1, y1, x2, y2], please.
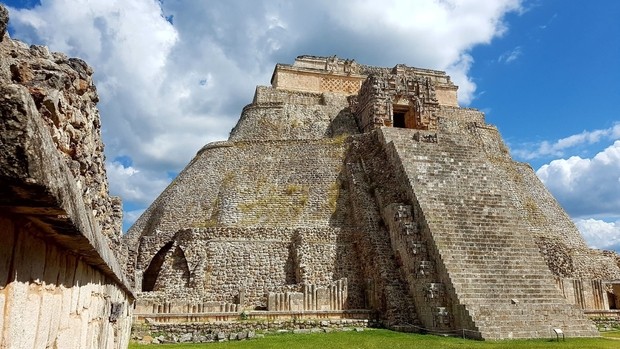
[574, 218, 620, 251]
[513, 123, 620, 160]
[537, 140, 620, 218]
[7, 0, 525, 229]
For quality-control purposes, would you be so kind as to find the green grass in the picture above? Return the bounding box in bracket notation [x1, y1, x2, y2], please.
[129, 329, 619, 349]
[601, 330, 620, 339]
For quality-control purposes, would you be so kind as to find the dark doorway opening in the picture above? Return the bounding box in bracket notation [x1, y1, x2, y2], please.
[608, 291, 617, 310]
[142, 241, 174, 292]
[393, 111, 406, 128]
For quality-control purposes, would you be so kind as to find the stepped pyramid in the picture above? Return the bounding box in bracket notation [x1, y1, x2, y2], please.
[123, 56, 620, 339]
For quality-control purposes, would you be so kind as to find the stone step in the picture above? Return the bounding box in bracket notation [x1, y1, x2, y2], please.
[379, 130, 597, 339]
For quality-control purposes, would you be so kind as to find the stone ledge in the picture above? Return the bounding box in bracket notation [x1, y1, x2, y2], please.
[0, 83, 134, 299]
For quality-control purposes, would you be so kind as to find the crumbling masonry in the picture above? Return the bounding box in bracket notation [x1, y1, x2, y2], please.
[0, 6, 133, 348]
[125, 56, 620, 340]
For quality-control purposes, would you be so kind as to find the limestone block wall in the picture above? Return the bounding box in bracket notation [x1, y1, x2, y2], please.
[436, 106, 485, 125]
[271, 63, 364, 95]
[200, 232, 293, 307]
[435, 106, 620, 281]
[273, 56, 458, 106]
[253, 85, 322, 105]
[134, 227, 364, 310]
[135, 300, 240, 315]
[125, 138, 353, 287]
[230, 88, 356, 141]
[0, 216, 132, 349]
[268, 278, 348, 311]
[556, 278, 610, 310]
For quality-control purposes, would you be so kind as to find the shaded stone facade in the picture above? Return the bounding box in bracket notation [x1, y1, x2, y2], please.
[0, 6, 133, 348]
[125, 55, 620, 340]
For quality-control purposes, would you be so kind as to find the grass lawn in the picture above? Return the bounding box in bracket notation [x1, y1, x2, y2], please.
[129, 329, 619, 349]
[601, 330, 620, 339]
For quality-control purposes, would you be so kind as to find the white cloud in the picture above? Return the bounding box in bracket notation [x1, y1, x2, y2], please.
[498, 46, 522, 63]
[574, 218, 620, 251]
[7, 0, 525, 228]
[513, 123, 620, 160]
[537, 140, 620, 218]
[106, 161, 169, 206]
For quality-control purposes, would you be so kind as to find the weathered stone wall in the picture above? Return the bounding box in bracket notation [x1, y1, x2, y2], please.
[132, 318, 373, 344]
[0, 22, 122, 248]
[555, 278, 611, 310]
[351, 72, 441, 132]
[0, 79, 133, 349]
[0, 215, 132, 349]
[0, 6, 133, 348]
[229, 98, 356, 141]
[272, 56, 458, 106]
[125, 138, 353, 284]
[272, 57, 364, 95]
[436, 106, 485, 125]
[133, 227, 364, 310]
[343, 134, 419, 328]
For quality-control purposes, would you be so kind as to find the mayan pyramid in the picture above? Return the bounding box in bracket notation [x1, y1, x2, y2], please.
[123, 56, 620, 339]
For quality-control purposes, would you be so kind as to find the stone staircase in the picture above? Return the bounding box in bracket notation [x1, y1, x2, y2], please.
[377, 127, 599, 339]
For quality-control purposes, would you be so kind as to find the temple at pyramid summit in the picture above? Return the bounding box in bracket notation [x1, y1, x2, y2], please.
[123, 55, 620, 340]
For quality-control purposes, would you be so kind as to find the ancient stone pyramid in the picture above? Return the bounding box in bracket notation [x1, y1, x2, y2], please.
[124, 56, 620, 339]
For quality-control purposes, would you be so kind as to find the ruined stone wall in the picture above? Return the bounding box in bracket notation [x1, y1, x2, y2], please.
[0, 7, 132, 347]
[133, 318, 372, 345]
[133, 227, 364, 310]
[0, 24, 122, 248]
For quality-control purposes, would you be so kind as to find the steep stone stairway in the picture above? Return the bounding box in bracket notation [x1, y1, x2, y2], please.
[378, 127, 599, 339]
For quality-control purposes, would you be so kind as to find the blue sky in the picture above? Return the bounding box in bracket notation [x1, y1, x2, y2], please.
[4, 0, 620, 251]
